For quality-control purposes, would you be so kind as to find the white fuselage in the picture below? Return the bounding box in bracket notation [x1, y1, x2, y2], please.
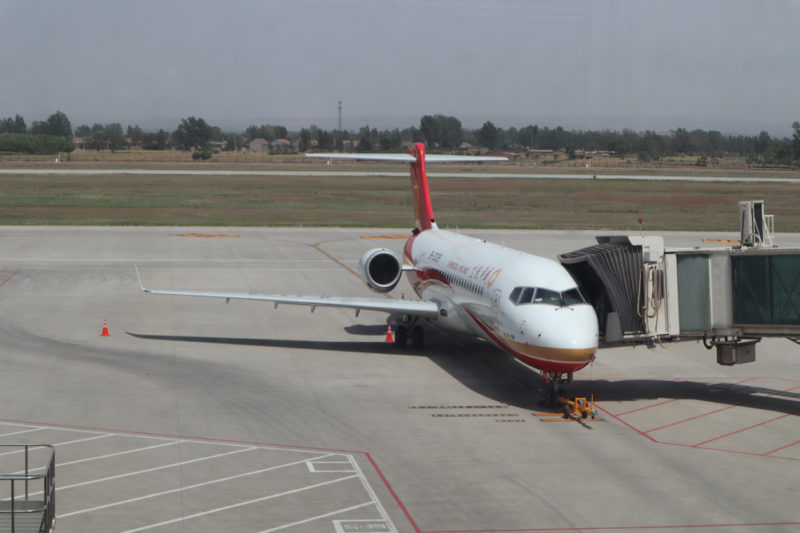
[405, 229, 598, 374]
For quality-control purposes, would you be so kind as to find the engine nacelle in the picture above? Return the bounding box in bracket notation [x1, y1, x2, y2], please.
[359, 248, 403, 293]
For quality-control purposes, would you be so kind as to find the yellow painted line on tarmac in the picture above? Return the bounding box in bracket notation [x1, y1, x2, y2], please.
[362, 235, 409, 240]
[409, 405, 508, 409]
[702, 238, 740, 244]
[432, 413, 519, 418]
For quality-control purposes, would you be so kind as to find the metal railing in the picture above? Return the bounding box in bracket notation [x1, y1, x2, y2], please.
[0, 445, 55, 533]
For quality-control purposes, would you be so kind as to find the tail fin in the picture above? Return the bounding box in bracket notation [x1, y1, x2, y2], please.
[409, 142, 436, 232]
[305, 147, 507, 233]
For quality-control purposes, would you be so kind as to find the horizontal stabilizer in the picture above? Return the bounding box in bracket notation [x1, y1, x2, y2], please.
[306, 153, 507, 163]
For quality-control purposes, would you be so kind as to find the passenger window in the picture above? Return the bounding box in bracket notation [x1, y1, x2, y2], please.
[561, 288, 585, 306]
[534, 288, 561, 305]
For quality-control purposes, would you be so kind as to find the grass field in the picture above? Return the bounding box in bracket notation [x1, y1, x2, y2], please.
[2, 150, 800, 179]
[0, 168, 798, 231]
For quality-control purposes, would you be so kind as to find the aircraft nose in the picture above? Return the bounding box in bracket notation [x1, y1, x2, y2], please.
[530, 305, 599, 353]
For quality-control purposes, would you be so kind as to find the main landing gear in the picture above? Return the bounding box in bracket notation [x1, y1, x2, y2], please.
[393, 317, 425, 349]
[540, 371, 573, 407]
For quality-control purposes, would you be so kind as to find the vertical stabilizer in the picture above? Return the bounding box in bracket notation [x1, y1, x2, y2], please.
[409, 142, 436, 232]
[304, 146, 506, 233]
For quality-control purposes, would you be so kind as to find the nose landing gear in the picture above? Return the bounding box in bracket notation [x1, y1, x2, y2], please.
[540, 371, 573, 407]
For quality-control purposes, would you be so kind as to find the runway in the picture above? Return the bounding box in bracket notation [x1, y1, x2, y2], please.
[2, 167, 800, 183]
[0, 226, 798, 532]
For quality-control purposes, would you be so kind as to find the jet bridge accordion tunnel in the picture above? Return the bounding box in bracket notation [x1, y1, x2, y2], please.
[559, 231, 800, 366]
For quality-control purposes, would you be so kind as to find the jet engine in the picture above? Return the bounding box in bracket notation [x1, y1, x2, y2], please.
[359, 248, 403, 293]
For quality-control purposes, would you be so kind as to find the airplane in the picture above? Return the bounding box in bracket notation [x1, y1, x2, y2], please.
[138, 142, 599, 400]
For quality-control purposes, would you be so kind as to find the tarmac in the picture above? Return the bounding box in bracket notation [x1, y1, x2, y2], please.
[0, 226, 798, 532]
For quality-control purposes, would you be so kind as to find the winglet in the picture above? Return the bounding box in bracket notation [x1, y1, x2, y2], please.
[134, 264, 150, 293]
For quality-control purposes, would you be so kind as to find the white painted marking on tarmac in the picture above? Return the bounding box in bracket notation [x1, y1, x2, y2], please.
[52, 433, 111, 447]
[258, 501, 374, 533]
[59, 452, 334, 518]
[119, 474, 359, 532]
[347, 455, 398, 532]
[46, 440, 179, 468]
[1, 422, 399, 530]
[333, 518, 392, 533]
[54, 446, 257, 493]
[0, 427, 46, 438]
[11, 442, 180, 476]
[307, 458, 355, 473]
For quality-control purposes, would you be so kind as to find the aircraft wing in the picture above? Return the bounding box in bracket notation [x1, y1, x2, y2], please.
[138, 280, 442, 318]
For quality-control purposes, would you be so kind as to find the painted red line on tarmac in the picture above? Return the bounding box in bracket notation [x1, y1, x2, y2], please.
[593, 404, 659, 443]
[615, 398, 681, 416]
[365, 453, 422, 533]
[2, 418, 798, 532]
[0, 417, 365, 455]
[694, 409, 800, 448]
[644, 381, 799, 434]
[0, 417, 420, 532]
[644, 405, 736, 434]
[657, 439, 800, 462]
[424, 522, 800, 532]
[764, 440, 800, 456]
[0, 268, 20, 288]
[612, 376, 760, 417]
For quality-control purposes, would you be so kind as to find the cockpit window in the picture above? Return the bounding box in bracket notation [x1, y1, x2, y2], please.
[508, 286, 586, 307]
[561, 288, 585, 306]
[520, 287, 536, 304]
[533, 288, 560, 305]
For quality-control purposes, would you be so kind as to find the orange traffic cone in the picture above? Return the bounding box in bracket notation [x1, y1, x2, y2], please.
[100, 319, 110, 337]
[385, 325, 394, 343]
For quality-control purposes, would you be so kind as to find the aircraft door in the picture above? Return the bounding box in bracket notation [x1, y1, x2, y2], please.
[492, 289, 502, 310]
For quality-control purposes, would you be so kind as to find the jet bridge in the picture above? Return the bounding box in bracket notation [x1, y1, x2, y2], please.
[560, 201, 800, 365]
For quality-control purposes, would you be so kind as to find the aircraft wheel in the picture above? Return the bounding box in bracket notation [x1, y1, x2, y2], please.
[394, 325, 408, 348]
[411, 325, 424, 349]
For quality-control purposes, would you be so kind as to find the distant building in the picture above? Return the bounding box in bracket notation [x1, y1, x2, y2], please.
[528, 149, 554, 159]
[248, 138, 270, 152]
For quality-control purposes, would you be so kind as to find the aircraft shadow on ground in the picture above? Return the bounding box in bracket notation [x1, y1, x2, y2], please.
[125, 328, 429, 357]
[408, 326, 800, 417]
[127, 327, 800, 417]
[569, 378, 800, 417]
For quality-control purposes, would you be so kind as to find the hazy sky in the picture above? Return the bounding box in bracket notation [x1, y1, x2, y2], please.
[2, 0, 798, 135]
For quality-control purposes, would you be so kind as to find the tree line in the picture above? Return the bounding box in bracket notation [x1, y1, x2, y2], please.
[0, 112, 74, 154]
[2, 111, 800, 167]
